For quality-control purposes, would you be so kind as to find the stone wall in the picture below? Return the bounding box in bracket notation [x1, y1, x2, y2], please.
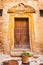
[0, 0, 43, 54]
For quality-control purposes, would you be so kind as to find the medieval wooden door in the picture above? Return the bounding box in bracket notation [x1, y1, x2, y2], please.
[14, 18, 30, 49]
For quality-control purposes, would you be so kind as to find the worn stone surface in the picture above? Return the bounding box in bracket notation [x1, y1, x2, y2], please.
[0, 0, 43, 54]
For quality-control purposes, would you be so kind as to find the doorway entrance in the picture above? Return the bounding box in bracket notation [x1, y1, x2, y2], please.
[14, 18, 30, 49]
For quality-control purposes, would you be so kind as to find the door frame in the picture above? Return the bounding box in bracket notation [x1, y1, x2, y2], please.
[12, 13, 34, 52]
[9, 12, 34, 53]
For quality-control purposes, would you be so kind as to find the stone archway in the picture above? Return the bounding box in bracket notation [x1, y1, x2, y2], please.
[2, 1, 38, 54]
